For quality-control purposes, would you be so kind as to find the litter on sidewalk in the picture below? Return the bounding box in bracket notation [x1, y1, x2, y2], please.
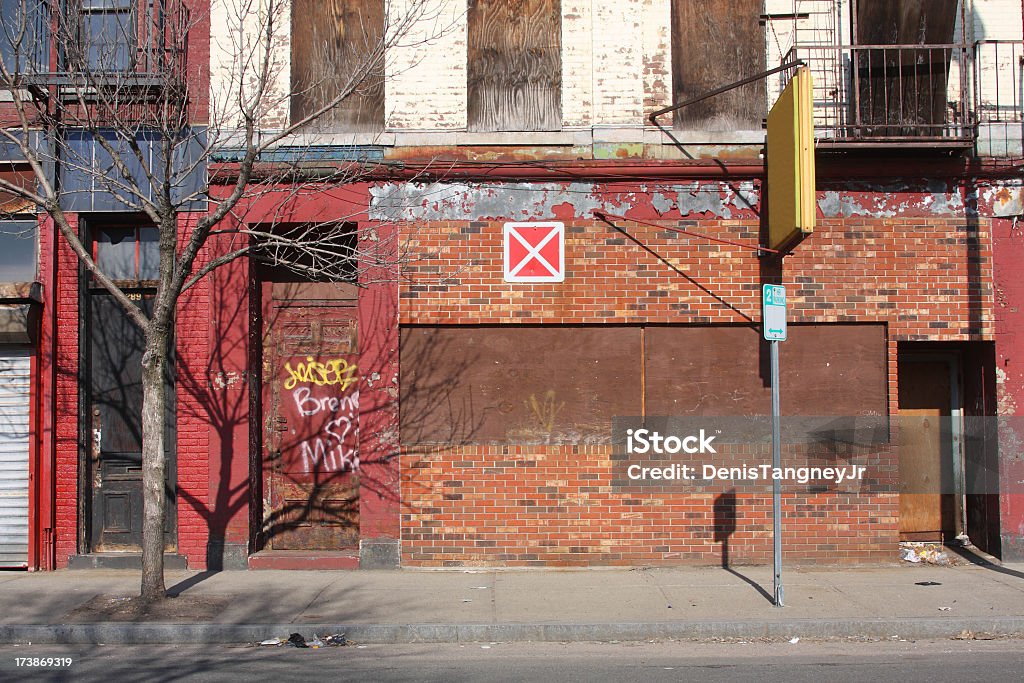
[900, 542, 951, 565]
[258, 633, 350, 648]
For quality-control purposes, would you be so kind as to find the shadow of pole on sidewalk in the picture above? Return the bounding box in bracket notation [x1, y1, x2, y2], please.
[715, 489, 775, 604]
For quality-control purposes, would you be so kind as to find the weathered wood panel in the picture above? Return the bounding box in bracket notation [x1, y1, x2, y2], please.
[781, 324, 888, 416]
[467, 0, 562, 132]
[291, 0, 385, 132]
[400, 326, 640, 444]
[897, 359, 955, 539]
[261, 282, 361, 551]
[671, 0, 765, 130]
[645, 324, 886, 416]
[645, 326, 769, 416]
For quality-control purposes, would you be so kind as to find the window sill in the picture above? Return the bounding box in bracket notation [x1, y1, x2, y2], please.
[0, 281, 42, 304]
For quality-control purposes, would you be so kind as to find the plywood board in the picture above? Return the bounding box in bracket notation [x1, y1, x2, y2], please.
[467, 0, 562, 132]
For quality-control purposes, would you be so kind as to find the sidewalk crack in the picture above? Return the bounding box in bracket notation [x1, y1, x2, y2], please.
[291, 578, 337, 624]
[490, 572, 497, 623]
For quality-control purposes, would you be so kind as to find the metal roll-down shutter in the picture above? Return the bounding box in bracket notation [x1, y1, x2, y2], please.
[0, 349, 30, 568]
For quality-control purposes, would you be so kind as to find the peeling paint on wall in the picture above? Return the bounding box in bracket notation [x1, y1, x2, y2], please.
[982, 182, 1024, 217]
[997, 367, 1019, 417]
[371, 178, 1016, 223]
[369, 182, 619, 222]
[818, 183, 969, 219]
[211, 371, 243, 390]
[370, 181, 762, 222]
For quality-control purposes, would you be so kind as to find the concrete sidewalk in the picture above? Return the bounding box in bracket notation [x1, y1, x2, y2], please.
[1, 562, 1023, 644]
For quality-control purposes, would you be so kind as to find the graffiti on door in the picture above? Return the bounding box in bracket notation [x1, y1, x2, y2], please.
[280, 355, 360, 477]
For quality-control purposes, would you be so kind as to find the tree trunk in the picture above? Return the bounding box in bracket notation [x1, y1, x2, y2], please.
[140, 329, 169, 602]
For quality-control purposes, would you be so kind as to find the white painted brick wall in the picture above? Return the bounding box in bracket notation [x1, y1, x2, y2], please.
[561, 0, 594, 127]
[641, 0, 672, 125]
[209, 0, 292, 135]
[972, 0, 1024, 41]
[590, 0, 645, 125]
[385, 0, 466, 130]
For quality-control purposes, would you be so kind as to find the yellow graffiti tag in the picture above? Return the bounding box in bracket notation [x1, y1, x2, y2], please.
[282, 356, 358, 391]
[525, 390, 565, 433]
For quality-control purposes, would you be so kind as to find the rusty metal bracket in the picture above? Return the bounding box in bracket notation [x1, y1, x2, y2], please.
[649, 60, 804, 127]
[649, 60, 805, 166]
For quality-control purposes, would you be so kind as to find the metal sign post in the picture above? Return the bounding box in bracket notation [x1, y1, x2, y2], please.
[763, 284, 786, 607]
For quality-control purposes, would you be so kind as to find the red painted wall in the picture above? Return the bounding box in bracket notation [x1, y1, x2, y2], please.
[992, 215, 1024, 560]
[53, 215, 80, 567]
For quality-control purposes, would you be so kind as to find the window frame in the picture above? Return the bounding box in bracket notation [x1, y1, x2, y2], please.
[90, 222, 159, 287]
[76, 0, 137, 72]
[0, 216, 39, 283]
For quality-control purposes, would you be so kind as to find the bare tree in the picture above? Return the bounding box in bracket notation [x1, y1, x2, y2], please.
[0, 0, 448, 601]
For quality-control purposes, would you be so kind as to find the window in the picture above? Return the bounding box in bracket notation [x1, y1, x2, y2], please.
[94, 225, 158, 281]
[251, 222, 358, 283]
[670, 0, 765, 130]
[0, 219, 38, 282]
[0, 0, 48, 74]
[77, 0, 135, 72]
[467, 0, 562, 132]
[290, 0, 385, 132]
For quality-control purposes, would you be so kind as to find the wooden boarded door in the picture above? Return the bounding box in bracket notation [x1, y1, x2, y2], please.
[261, 282, 360, 550]
[898, 359, 957, 540]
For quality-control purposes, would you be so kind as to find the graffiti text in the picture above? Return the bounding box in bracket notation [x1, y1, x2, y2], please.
[282, 356, 358, 391]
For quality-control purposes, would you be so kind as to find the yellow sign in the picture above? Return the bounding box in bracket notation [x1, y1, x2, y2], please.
[767, 66, 815, 252]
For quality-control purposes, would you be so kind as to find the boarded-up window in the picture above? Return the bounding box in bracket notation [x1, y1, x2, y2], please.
[467, 0, 562, 132]
[671, 0, 765, 130]
[291, 0, 385, 132]
[401, 327, 640, 444]
[402, 324, 886, 446]
[645, 324, 886, 416]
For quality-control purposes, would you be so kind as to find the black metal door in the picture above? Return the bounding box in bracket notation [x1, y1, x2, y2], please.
[88, 293, 175, 551]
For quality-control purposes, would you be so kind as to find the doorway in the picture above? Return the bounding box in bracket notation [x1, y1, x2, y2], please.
[897, 354, 962, 542]
[84, 221, 176, 552]
[258, 281, 360, 551]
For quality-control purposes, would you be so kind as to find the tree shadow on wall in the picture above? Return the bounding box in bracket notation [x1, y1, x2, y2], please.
[167, 260, 485, 581]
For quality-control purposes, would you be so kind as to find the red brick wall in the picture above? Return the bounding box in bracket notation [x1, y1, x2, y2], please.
[397, 200, 994, 567]
[53, 215, 80, 567]
[175, 212, 212, 568]
[52, 212, 215, 568]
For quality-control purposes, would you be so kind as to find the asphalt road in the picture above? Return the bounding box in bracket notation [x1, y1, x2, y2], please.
[1, 639, 1020, 682]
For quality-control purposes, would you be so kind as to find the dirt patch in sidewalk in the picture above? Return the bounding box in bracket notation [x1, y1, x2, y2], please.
[64, 595, 231, 622]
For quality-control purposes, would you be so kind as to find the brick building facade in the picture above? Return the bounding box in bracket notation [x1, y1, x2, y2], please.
[6, 0, 1024, 571]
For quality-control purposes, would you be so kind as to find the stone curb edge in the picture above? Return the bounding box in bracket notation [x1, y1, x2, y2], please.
[2, 618, 1023, 645]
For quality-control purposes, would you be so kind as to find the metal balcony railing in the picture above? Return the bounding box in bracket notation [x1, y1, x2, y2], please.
[974, 40, 1023, 124]
[782, 43, 974, 147]
[974, 39, 1024, 157]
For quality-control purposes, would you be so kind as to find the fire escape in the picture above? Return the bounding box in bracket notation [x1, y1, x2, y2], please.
[3, 0, 190, 124]
[775, 0, 1023, 153]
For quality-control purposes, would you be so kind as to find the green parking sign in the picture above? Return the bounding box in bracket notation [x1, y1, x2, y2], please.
[763, 284, 787, 341]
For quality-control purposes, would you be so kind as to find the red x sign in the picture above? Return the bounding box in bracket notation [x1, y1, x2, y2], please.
[503, 222, 565, 283]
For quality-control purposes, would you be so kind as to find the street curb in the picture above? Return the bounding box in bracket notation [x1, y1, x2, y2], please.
[2, 618, 1023, 645]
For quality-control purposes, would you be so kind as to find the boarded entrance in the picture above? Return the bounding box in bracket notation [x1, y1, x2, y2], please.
[898, 358, 958, 540]
[260, 282, 359, 550]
